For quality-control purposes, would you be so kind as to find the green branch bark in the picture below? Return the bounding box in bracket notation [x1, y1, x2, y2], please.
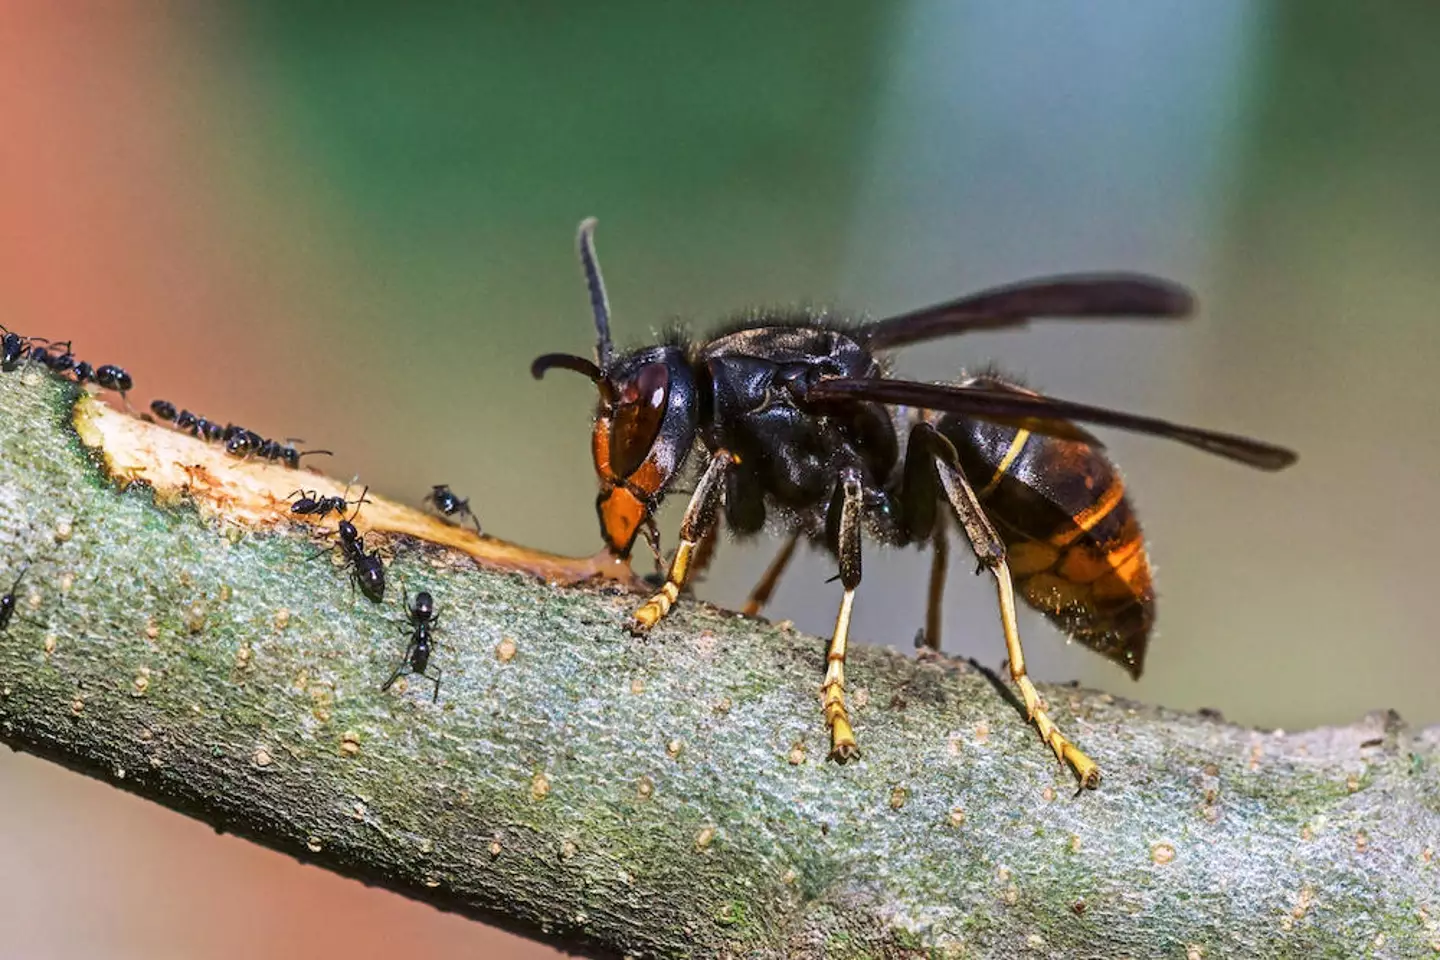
[0, 371, 1436, 959]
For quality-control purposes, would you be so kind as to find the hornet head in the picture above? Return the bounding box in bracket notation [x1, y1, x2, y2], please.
[531, 219, 698, 558]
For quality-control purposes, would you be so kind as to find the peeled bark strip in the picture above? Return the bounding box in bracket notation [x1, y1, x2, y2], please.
[0, 370, 1436, 959]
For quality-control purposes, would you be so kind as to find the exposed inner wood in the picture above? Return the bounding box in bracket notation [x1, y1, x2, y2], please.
[70, 393, 640, 588]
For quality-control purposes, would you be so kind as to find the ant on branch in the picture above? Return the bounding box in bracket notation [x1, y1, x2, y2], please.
[0, 563, 44, 632]
[94, 364, 133, 399]
[289, 484, 370, 520]
[151, 399, 333, 470]
[307, 490, 385, 602]
[0, 325, 40, 370]
[424, 484, 481, 534]
[42, 345, 77, 374]
[380, 586, 442, 701]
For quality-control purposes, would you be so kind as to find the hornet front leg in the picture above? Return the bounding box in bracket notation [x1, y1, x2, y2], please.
[629, 449, 734, 633]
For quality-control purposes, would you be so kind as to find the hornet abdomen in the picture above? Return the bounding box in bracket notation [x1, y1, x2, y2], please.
[939, 377, 1154, 677]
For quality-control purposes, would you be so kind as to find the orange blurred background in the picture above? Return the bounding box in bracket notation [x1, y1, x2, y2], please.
[3, 4, 1437, 957]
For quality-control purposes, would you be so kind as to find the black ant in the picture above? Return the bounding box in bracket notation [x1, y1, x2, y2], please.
[3, 330, 70, 373]
[27, 344, 54, 366]
[338, 522, 386, 603]
[201, 420, 226, 443]
[289, 484, 369, 519]
[257, 437, 332, 469]
[94, 364, 133, 396]
[380, 586, 441, 701]
[309, 489, 385, 602]
[1, 325, 34, 369]
[424, 484, 482, 533]
[0, 564, 37, 631]
[44, 348, 77, 374]
[72, 361, 95, 384]
[224, 429, 263, 457]
[150, 399, 177, 422]
[278, 444, 329, 469]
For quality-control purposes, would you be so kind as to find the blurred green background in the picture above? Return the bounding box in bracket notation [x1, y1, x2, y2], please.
[2, 3, 1436, 957]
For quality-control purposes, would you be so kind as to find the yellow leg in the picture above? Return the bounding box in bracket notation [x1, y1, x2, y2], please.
[741, 531, 799, 618]
[630, 450, 731, 634]
[632, 540, 694, 631]
[993, 558, 1101, 789]
[932, 442, 1101, 789]
[822, 468, 864, 762]
[822, 587, 859, 761]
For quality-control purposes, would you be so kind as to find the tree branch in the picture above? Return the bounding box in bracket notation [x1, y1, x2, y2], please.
[1, 370, 1436, 958]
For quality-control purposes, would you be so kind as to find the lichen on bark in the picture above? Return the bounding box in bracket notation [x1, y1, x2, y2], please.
[0, 370, 1436, 958]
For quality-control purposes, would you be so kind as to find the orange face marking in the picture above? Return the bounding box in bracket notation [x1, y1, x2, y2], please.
[599, 487, 647, 555]
[626, 458, 666, 500]
[591, 414, 614, 481]
[593, 401, 671, 556]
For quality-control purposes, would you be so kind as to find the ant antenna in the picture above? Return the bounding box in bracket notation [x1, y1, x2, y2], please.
[346, 486, 371, 523]
[340, 477, 368, 502]
[577, 217, 613, 369]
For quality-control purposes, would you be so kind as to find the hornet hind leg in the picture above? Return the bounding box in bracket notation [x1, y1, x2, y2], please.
[911, 423, 1101, 789]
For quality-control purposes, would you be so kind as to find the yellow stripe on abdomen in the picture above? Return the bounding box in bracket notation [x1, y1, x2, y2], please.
[977, 428, 1031, 500]
[1052, 476, 1126, 547]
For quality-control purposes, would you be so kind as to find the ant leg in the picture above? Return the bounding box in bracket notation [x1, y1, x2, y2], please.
[932, 448, 1100, 790]
[18, 343, 43, 376]
[821, 468, 864, 762]
[450, 498, 482, 535]
[381, 642, 418, 692]
[630, 449, 733, 633]
[740, 530, 799, 618]
[304, 538, 337, 562]
[346, 487, 371, 522]
[425, 666, 443, 703]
